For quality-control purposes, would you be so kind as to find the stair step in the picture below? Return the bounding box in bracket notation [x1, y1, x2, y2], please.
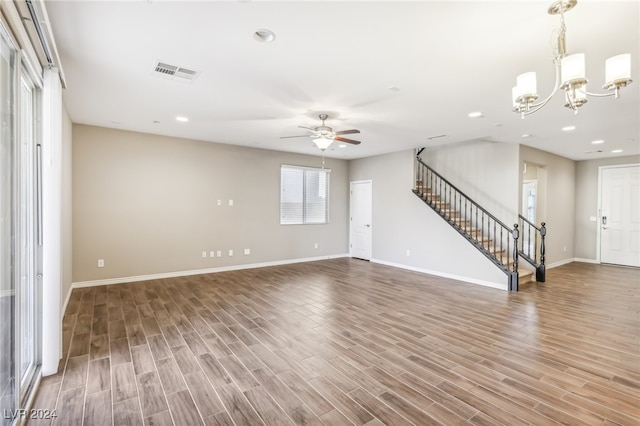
[436, 208, 461, 217]
[518, 269, 534, 284]
[415, 175, 538, 288]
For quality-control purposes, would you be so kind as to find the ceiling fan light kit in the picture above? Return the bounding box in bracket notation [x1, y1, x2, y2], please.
[282, 113, 362, 152]
[313, 136, 334, 151]
[512, 0, 632, 118]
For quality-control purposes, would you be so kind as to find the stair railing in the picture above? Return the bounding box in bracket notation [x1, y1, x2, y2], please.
[518, 214, 546, 282]
[414, 156, 520, 291]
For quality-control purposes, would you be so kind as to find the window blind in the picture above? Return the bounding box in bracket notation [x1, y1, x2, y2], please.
[280, 165, 330, 224]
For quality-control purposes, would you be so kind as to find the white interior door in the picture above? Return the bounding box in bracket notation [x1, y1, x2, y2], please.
[350, 180, 372, 260]
[600, 165, 640, 267]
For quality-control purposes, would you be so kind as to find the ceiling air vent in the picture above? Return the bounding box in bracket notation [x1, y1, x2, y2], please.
[152, 61, 199, 83]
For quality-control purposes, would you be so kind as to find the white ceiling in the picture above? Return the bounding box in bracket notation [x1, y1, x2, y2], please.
[44, 0, 639, 161]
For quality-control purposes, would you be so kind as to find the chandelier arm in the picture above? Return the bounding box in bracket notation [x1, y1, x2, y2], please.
[522, 97, 553, 117]
[528, 59, 562, 110]
[583, 90, 615, 98]
[564, 90, 578, 112]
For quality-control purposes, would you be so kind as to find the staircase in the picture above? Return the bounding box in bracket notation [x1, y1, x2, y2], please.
[413, 153, 546, 291]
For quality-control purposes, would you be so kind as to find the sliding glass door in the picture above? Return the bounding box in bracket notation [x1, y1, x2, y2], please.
[0, 22, 42, 425]
[0, 24, 17, 426]
[18, 63, 41, 404]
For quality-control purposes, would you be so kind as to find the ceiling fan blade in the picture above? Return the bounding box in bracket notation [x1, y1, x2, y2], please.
[298, 126, 316, 131]
[280, 134, 311, 139]
[335, 136, 361, 145]
[335, 129, 360, 135]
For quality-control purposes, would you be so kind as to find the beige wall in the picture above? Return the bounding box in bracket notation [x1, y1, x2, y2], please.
[575, 155, 640, 261]
[350, 149, 507, 289]
[519, 145, 576, 266]
[72, 125, 349, 283]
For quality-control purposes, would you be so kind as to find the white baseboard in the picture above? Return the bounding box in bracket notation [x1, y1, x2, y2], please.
[571, 257, 600, 265]
[370, 258, 507, 291]
[62, 283, 73, 320]
[545, 257, 600, 269]
[71, 254, 350, 289]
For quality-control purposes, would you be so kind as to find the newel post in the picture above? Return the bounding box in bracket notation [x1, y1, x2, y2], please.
[509, 224, 519, 292]
[537, 222, 547, 282]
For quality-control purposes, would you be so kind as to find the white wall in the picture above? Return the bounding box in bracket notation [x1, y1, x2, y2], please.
[423, 140, 521, 226]
[349, 149, 507, 289]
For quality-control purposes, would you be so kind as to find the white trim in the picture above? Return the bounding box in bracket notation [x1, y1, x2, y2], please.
[71, 254, 350, 289]
[370, 258, 507, 291]
[349, 179, 373, 261]
[41, 67, 63, 376]
[61, 283, 73, 320]
[281, 164, 332, 173]
[546, 258, 579, 269]
[597, 163, 640, 267]
[0, 289, 15, 297]
[571, 257, 600, 265]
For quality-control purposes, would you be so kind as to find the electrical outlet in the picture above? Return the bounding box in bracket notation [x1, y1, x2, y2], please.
[244, 248, 250, 255]
[97, 259, 105, 268]
[202, 251, 207, 258]
[228, 249, 233, 257]
[217, 250, 222, 257]
[228, 199, 234, 207]
[217, 199, 222, 206]
[406, 249, 411, 256]
[314, 243, 318, 249]
[210, 251, 215, 258]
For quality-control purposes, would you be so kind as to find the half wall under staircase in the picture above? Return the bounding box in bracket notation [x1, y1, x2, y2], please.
[413, 152, 546, 291]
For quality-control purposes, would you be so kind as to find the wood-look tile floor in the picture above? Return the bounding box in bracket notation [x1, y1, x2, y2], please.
[28, 259, 639, 425]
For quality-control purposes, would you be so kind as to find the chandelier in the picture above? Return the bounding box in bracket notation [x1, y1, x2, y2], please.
[512, 0, 632, 118]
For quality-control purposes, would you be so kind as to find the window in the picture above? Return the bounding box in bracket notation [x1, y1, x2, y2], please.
[280, 165, 330, 224]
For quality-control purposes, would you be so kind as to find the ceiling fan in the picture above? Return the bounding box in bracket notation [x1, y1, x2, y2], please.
[281, 113, 361, 151]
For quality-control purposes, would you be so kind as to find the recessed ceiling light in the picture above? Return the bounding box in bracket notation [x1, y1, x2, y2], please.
[562, 125, 576, 131]
[176, 116, 189, 122]
[521, 133, 531, 138]
[591, 139, 604, 144]
[338, 144, 347, 148]
[388, 86, 400, 92]
[468, 112, 483, 118]
[612, 149, 623, 153]
[254, 29, 276, 43]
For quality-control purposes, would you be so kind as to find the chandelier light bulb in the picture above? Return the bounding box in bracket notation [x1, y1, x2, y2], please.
[517, 72, 538, 98]
[604, 54, 632, 90]
[561, 53, 586, 87]
[605, 54, 631, 83]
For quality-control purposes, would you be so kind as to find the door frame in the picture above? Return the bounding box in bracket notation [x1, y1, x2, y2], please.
[597, 163, 640, 264]
[349, 180, 372, 260]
